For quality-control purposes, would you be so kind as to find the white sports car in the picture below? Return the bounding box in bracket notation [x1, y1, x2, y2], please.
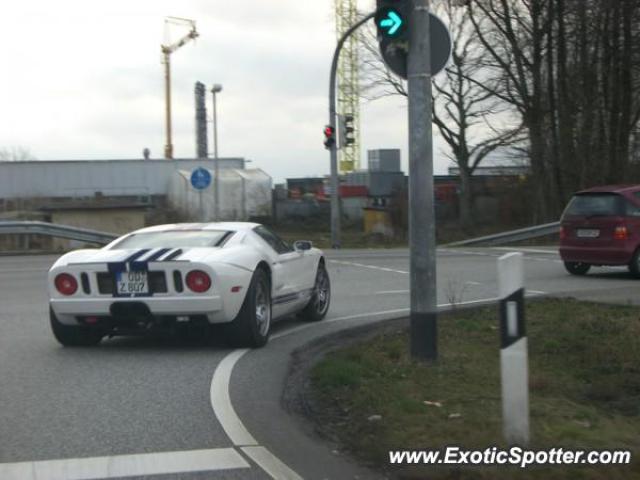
[48, 222, 330, 348]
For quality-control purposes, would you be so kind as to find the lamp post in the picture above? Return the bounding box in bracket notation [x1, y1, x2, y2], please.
[211, 84, 223, 220]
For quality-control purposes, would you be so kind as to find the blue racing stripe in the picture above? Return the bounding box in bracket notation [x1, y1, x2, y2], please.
[145, 248, 172, 262]
[123, 249, 151, 264]
[162, 249, 184, 261]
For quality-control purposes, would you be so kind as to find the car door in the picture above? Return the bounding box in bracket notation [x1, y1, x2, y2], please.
[253, 226, 307, 317]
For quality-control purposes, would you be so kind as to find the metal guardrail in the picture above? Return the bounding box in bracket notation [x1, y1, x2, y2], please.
[445, 221, 560, 247]
[0, 221, 118, 245]
[0, 220, 560, 249]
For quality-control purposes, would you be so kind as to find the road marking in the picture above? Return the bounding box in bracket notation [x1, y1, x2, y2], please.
[330, 259, 408, 274]
[377, 289, 409, 294]
[0, 448, 249, 480]
[210, 349, 258, 447]
[492, 247, 557, 255]
[241, 446, 303, 480]
[527, 289, 547, 295]
[0, 268, 49, 273]
[208, 307, 417, 480]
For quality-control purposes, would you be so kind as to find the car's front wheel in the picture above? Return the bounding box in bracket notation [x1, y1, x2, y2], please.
[50, 308, 103, 347]
[299, 262, 331, 322]
[225, 268, 271, 348]
[564, 261, 591, 276]
[628, 249, 640, 278]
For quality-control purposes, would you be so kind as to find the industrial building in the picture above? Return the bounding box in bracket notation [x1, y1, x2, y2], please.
[0, 158, 272, 250]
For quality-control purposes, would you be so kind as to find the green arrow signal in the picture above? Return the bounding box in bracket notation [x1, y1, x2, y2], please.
[379, 10, 403, 36]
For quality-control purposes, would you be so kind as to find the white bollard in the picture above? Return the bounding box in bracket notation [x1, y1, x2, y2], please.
[498, 252, 530, 446]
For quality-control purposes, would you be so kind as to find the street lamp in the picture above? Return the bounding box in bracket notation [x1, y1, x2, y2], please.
[211, 84, 223, 220]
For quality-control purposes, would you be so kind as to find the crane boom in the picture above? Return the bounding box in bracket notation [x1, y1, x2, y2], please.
[162, 17, 199, 159]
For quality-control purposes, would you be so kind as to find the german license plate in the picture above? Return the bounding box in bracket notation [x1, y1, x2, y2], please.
[577, 229, 600, 238]
[116, 271, 148, 295]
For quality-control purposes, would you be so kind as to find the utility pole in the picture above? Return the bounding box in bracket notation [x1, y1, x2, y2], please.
[211, 84, 223, 220]
[163, 56, 174, 159]
[407, 0, 437, 360]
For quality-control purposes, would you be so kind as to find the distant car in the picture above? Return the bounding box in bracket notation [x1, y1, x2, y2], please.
[48, 223, 330, 348]
[559, 185, 640, 277]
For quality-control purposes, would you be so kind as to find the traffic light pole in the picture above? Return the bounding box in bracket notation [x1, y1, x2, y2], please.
[407, 0, 437, 360]
[328, 12, 375, 249]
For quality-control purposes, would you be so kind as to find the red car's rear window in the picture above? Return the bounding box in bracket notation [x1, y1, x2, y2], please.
[562, 193, 624, 217]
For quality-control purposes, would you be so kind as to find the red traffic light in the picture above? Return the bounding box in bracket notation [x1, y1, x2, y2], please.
[323, 125, 336, 149]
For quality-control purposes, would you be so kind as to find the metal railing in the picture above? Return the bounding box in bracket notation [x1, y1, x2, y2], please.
[445, 221, 560, 247]
[0, 221, 117, 245]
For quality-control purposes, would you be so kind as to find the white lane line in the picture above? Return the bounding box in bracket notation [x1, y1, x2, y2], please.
[208, 307, 415, 480]
[376, 289, 409, 294]
[492, 247, 558, 255]
[527, 289, 547, 295]
[0, 448, 249, 480]
[241, 447, 303, 480]
[210, 349, 259, 447]
[329, 260, 408, 274]
[0, 268, 48, 273]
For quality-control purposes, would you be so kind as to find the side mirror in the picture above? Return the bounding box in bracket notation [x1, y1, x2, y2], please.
[293, 240, 313, 252]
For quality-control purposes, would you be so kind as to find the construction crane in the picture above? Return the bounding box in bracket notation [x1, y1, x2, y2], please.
[335, 0, 361, 173]
[161, 17, 199, 159]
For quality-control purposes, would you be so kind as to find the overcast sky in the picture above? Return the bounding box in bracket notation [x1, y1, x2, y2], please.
[0, 0, 452, 182]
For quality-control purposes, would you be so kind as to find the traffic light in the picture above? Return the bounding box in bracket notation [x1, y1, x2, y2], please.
[375, 0, 413, 79]
[323, 125, 336, 149]
[375, 0, 411, 41]
[338, 114, 356, 148]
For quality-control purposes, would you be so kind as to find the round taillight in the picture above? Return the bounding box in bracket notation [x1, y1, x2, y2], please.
[55, 273, 78, 296]
[186, 270, 211, 293]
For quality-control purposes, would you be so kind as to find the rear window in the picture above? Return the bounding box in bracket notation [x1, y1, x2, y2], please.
[110, 230, 233, 249]
[562, 193, 624, 217]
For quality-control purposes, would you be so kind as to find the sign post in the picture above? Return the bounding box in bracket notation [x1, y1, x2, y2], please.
[376, 0, 451, 361]
[498, 252, 530, 445]
[190, 167, 212, 222]
[407, 0, 436, 361]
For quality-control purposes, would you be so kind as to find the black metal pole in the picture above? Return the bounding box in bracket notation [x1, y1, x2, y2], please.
[328, 12, 376, 249]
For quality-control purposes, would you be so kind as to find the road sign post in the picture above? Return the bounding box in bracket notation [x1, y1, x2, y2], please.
[191, 167, 212, 222]
[498, 252, 530, 445]
[407, 0, 438, 361]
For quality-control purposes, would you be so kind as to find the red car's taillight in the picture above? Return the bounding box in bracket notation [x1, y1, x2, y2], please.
[614, 225, 628, 240]
[55, 273, 78, 296]
[186, 270, 211, 293]
[559, 226, 566, 240]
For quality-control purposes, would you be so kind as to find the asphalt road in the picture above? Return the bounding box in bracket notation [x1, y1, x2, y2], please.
[1, 247, 639, 479]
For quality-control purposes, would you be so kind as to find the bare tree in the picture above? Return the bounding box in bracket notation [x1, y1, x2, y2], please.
[0, 146, 37, 161]
[359, 0, 522, 230]
[466, 0, 640, 219]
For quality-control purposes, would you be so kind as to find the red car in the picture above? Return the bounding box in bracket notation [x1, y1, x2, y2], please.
[559, 185, 640, 277]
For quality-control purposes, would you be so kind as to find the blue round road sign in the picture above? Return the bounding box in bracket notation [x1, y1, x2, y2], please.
[191, 167, 212, 190]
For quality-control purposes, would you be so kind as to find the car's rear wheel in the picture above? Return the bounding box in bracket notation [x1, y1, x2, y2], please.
[50, 308, 103, 347]
[564, 261, 591, 276]
[225, 268, 271, 348]
[299, 262, 331, 322]
[628, 249, 640, 278]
